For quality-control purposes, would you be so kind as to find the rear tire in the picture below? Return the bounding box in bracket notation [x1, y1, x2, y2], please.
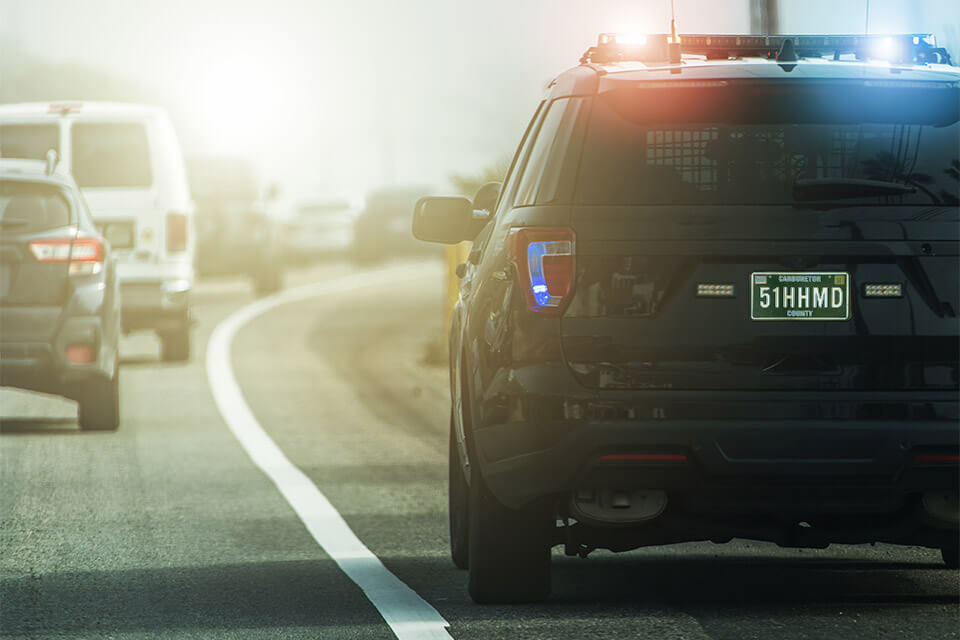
[467, 466, 552, 603]
[160, 324, 191, 362]
[77, 372, 119, 431]
[942, 544, 959, 569]
[449, 415, 470, 570]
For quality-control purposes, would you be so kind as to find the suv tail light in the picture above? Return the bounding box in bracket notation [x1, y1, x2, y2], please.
[166, 212, 188, 252]
[509, 227, 575, 315]
[29, 237, 105, 276]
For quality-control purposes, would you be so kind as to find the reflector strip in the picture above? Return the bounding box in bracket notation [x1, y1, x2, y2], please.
[914, 454, 960, 463]
[598, 453, 688, 462]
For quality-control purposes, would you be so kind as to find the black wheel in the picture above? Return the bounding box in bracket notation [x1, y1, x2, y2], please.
[77, 371, 119, 431]
[449, 414, 469, 570]
[942, 544, 959, 569]
[467, 465, 552, 603]
[160, 324, 191, 362]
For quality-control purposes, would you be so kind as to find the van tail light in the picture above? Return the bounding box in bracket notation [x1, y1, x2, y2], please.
[509, 227, 575, 315]
[29, 237, 104, 276]
[166, 212, 189, 252]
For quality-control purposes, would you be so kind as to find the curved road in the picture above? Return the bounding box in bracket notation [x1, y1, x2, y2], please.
[2, 260, 957, 639]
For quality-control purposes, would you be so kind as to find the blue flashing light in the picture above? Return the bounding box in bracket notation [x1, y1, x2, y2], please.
[526, 240, 573, 308]
[528, 241, 551, 307]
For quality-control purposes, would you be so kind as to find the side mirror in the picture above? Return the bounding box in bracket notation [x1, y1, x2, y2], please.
[412, 196, 475, 244]
[472, 182, 501, 214]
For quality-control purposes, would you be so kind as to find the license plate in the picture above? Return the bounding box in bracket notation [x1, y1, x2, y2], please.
[751, 272, 850, 321]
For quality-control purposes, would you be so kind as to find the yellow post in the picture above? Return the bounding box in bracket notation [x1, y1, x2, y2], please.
[445, 241, 470, 331]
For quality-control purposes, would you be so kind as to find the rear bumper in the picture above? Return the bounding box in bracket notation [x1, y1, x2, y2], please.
[119, 280, 191, 332]
[476, 415, 960, 510]
[0, 314, 112, 393]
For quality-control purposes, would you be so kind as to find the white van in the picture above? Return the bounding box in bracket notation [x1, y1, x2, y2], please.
[0, 102, 195, 361]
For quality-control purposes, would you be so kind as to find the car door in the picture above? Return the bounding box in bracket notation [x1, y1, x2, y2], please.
[451, 100, 547, 472]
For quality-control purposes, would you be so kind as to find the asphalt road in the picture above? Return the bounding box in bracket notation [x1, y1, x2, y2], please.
[2, 260, 958, 639]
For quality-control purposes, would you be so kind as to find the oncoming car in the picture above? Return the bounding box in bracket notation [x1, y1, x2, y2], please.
[414, 32, 960, 603]
[0, 159, 120, 430]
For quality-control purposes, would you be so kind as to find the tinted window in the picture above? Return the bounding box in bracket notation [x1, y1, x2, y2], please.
[514, 99, 587, 206]
[494, 101, 544, 215]
[0, 181, 73, 232]
[0, 124, 60, 160]
[71, 122, 153, 188]
[578, 83, 960, 206]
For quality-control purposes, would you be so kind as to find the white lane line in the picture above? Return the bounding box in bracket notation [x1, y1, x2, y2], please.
[207, 267, 453, 640]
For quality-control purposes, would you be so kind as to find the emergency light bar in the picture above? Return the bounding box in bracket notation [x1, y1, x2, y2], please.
[582, 33, 953, 66]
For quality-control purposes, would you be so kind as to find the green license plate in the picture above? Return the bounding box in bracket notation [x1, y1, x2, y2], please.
[751, 272, 850, 321]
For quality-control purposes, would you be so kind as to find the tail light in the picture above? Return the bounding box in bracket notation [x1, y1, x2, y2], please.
[29, 237, 105, 276]
[166, 212, 189, 252]
[509, 227, 575, 315]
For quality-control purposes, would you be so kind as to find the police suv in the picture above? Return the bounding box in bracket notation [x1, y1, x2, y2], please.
[413, 32, 960, 603]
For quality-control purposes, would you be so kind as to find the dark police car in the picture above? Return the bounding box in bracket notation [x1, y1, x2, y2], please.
[0, 158, 120, 430]
[413, 32, 960, 603]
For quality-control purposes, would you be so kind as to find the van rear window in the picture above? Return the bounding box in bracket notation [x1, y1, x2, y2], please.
[71, 122, 153, 188]
[0, 124, 60, 161]
[0, 181, 73, 232]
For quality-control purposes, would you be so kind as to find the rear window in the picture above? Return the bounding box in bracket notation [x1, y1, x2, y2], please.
[0, 124, 60, 161]
[577, 82, 960, 206]
[71, 122, 153, 188]
[0, 181, 73, 232]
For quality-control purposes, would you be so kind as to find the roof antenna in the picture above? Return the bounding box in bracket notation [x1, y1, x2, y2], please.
[668, 0, 682, 64]
[864, 0, 870, 35]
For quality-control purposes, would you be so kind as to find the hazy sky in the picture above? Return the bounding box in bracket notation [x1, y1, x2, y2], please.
[2, 1, 957, 202]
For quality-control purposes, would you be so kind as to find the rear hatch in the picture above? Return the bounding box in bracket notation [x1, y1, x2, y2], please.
[0, 179, 77, 343]
[563, 207, 958, 391]
[561, 79, 959, 392]
[69, 120, 163, 263]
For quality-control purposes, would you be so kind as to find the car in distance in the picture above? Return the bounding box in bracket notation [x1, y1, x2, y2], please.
[0, 102, 196, 361]
[414, 32, 960, 603]
[0, 158, 120, 430]
[188, 155, 284, 295]
[282, 197, 356, 263]
[353, 185, 434, 264]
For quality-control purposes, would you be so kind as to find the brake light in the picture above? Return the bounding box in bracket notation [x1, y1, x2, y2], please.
[166, 212, 188, 252]
[65, 343, 95, 364]
[29, 237, 104, 276]
[914, 454, 960, 464]
[509, 227, 575, 314]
